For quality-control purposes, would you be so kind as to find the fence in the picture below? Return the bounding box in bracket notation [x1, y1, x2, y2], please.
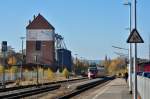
[132, 75, 150, 99]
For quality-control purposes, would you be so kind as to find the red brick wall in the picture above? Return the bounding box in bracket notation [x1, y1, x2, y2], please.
[26, 41, 55, 65]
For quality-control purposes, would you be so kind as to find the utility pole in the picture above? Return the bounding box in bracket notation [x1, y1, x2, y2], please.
[20, 37, 25, 82]
[134, 0, 137, 99]
[2, 51, 6, 88]
[74, 54, 78, 75]
[127, 1, 144, 99]
[124, 1, 133, 94]
[60, 50, 64, 72]
[35, 55, 39, 85]
[1, 41, 7, 88]
[149, 35, 150, 61]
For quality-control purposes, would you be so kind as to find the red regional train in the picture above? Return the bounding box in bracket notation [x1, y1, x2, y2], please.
[88, 66, 105, 79]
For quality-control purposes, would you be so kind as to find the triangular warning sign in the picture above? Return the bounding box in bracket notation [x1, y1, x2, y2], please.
[127, 29, 144, 43]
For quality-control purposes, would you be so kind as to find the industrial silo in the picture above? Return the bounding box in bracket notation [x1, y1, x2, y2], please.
[57, 49, 72, 72]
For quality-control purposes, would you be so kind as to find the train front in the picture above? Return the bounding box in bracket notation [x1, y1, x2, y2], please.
[88, 67, 98, 79]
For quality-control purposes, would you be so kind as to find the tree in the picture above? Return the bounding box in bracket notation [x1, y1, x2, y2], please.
[102, 58, 111, 74]
[0, 65, 4, 74]
[47, 68, 54, 80]
[107, 57, 127, 75]
[10, 66, 18, 80]
[8, 56, 17, 65]
[62, 68, 69, 78]
[74, 58, 89, 75]
[15, 52, 26, 64]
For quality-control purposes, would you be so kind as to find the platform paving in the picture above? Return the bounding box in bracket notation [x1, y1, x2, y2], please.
[92, 78, 132, 99]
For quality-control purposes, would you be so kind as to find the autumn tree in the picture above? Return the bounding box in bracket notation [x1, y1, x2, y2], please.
[101, 55, 111, 74]
[108, 57, 127, 75]
[47, 68, 54, 80]
[74, 58, 89, 75]
[62, 68, 69, 78]
[8, 56, 17, 65]
[0, 65, 4, 74]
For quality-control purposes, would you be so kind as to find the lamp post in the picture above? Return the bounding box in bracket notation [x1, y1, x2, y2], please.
[126, 0, 143, 99]
[74, 54, 78, 74]
[42, 44, 46, 83]
[2, 51, 6, 88]
[34, 55, 39, 85]
[60, 50, 64, 72]
[124, 1, 133, 94]
[10, 48, 15, 81]
[149, 35, 150, 61]
[10, 47, 15, 65]
[134, 0, 137, 99]
[20, 37, 25, 82]
[1, 41, 7, 88]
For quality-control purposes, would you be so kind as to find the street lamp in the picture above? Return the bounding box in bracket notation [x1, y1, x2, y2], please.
[60, 50, 64, 72]
[124, 1, 133, 94]
[20, 37, 25, 82]
[41, 44, 46, 84]
[10, 48, 15, 81]
[74, 54, 78, 74]
[41, 44, 46, 63]
[80, 57, 83, 62]
[10, 47, 15, 65]
[1, 41, 7, 88]
[34, 55, 39, 85]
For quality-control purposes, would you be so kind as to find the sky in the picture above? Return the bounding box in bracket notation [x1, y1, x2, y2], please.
[0, 0, 149, 60]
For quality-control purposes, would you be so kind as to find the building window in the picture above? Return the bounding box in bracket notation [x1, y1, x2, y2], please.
[35, 41, 41, 51]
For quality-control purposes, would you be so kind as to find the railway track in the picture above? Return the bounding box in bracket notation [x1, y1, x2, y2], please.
[0, 77, 114, 99]
[58, 76, 115, 99]
[0, 81, 15, 87]
[0, 77, 86, 92]
[0, 77, 87, 99]
[0, 84, 60, 99]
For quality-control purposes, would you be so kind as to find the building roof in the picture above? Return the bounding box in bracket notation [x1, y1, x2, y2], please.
[26, 14, 55, 30]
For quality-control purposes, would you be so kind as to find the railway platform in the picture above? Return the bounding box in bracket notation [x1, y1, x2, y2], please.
[91, 78, 132, 99]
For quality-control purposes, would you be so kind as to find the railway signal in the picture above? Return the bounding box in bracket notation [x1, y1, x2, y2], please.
[1, 41, 7, 88]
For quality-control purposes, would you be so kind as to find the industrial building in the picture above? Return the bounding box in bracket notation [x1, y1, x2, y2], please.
[57, 49, 72, 72]
[26, 14, 72, 72]
[26, 14, 55, 68]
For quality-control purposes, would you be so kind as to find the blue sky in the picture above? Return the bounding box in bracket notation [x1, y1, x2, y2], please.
[0, 0, 149, 60]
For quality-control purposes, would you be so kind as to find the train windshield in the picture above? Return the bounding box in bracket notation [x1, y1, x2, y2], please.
[88, 67, 97, 73]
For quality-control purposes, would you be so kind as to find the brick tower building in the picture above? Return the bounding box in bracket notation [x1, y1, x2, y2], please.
[26, 14, 55, 66]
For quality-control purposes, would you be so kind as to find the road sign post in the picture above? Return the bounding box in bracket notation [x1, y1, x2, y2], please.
[134, 43, 137, 99]
[127, 28, 144, 99]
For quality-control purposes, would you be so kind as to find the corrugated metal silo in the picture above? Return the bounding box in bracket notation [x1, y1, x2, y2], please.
[57, 49, 72, 72]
